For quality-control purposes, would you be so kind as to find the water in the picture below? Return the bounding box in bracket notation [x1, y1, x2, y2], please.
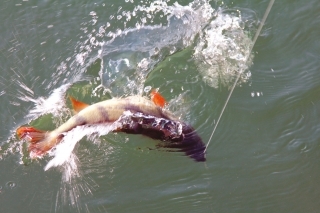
[1, 0, 320, 212]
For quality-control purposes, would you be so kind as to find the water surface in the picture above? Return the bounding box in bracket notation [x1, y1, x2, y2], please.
[0, 0, 320, 212]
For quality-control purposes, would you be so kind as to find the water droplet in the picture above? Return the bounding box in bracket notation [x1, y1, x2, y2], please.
[144, 86, 152, 93]
[6, 181, 16, 189]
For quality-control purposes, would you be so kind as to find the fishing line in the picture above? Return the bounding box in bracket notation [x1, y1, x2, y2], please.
[204, 0, 275, 153]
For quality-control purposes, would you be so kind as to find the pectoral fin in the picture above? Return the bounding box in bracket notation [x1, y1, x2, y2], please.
[150, 89, 167, 108]
[69, 96, 89, 113]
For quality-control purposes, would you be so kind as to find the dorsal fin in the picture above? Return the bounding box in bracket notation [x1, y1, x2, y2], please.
[69, 96, 89, 113]
[150, 89, 167, 108]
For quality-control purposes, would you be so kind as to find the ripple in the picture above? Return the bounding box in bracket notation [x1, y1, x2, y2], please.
[5, 181, 16, 189]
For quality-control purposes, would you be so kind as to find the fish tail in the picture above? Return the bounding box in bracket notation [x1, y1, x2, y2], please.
[16, 126, 47, 143]
[28, 141, 54, 157]
[16, 126, 62, 157]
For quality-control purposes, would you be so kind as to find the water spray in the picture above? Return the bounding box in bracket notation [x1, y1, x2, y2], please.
[204, 0, 275, 153]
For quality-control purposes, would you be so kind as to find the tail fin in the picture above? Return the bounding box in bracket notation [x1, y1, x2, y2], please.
[16, 126, 62, 157]
[16, 126, 46, 143]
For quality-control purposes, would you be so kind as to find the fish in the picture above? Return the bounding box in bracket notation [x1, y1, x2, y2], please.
[16, 92, 206, 162]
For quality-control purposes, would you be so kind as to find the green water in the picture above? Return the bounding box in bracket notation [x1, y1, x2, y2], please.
[1, 0, 320, 212]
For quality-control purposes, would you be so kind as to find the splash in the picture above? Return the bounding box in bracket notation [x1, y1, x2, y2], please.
[193, 8, 256, 88]
[44, 123, 118, 171]
[98, 1, 257, 94]
[54, 152, 97, 212]
[42, 124, 118, 211]
[26, 84, 71, 121]
[99, 0, 215, 96]
[0, 84, 72, 162]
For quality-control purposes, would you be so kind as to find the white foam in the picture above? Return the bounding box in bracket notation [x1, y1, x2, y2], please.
[194, 9, 254, 88]
[27, 83, 71, 120]
[99, 0, 215, 96]
[44, 123, 119, 171]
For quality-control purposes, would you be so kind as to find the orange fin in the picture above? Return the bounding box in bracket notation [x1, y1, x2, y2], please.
[28, 141, 51, 156]
[150, 89, 167, 108]
[16, 126, 62, 157]
[69, 96, 89, 113]
[16, 126, 47, 143]
[28, 136, 62, 157]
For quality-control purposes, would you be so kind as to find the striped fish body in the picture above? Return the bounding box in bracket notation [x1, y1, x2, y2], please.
[54, 96, 176, 135]
[16, 95, 206, 161]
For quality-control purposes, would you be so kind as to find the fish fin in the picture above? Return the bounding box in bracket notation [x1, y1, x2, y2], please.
[16, 126, 47, 143]
[29, 133, 63, 157]
[28, 139, 54, 157]
[16, 126, 62, 157]
[150, 89, 167, 108]
[69, 96, 89, 114]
